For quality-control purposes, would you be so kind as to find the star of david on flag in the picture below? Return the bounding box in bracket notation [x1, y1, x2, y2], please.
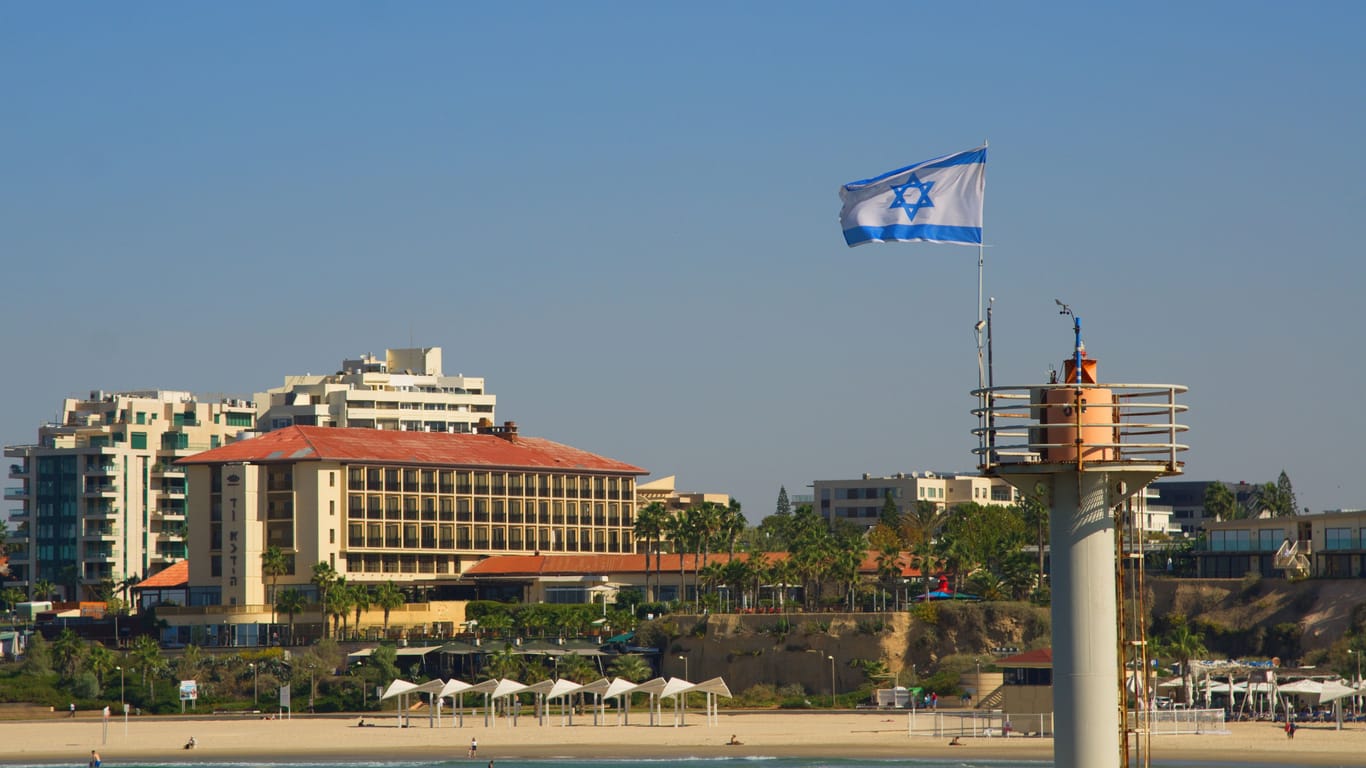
[839, 146, 986, 247]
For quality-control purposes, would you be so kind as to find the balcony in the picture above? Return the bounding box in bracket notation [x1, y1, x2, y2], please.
[84, 481, 118, 497]
[86, 462, 119, 476]
[151, 463, 186, 476]
[83, 525, 118, 540]
[84, 504, 118, 518]
[3, 487, 27, 501]
[159, 484, 187, 498]
[158, 529, 186, 542]
[8, 463, 26, 478]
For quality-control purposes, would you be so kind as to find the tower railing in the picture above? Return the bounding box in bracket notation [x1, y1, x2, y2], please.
[971, 382, 1189, 472]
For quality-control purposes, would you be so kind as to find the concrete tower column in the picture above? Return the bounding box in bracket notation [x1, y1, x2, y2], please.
[1048, 472, 1120, 768]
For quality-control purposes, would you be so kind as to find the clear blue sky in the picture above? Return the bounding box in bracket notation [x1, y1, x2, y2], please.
[3, 2, 1363, 519]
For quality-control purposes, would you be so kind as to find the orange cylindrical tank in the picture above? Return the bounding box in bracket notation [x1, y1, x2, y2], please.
[1041, 356, 1117, 462]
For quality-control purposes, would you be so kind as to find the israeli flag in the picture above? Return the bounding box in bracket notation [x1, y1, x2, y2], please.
[839, 146, 986, 247]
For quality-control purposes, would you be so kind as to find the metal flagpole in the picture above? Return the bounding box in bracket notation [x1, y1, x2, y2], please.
[975, 139, 989, 459]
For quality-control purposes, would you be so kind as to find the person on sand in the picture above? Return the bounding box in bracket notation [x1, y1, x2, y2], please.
[726, 735, 743, 746]
[468, 737, 477, 758]
[948, 736, 962, 746]
[89, 750, 101, 768]
[1285, 719, 1295, 739]
[184, 736, 196, 750]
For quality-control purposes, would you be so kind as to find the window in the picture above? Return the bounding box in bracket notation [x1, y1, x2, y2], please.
[329, 528, 335, 544]
[1325, 528, 1354, 550]
[131, 432, 148, 450]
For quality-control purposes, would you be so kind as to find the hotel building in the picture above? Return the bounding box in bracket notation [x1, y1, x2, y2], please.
[176, 423, 648, 611]
[254, 346, 495, 434]
[4, 391, 257, 598]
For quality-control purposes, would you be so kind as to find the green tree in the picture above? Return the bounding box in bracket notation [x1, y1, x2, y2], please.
[351, 584, 372, 637]
[557, 652, 597, 683]
[634, 502, 668, 602]
[663, 508, 697, 607]
[787, 505, 834, 610]
[606, 653, 652, 682]
[1247, 473, 1299, 518]
[130, 635, 165, 698]
[310, 561, 338, 637]
[260, 546, 289, 626]
[0, 586, 24, 614]
[878, 491, 901, 531]
[1202, 482, 1239, 522]
[32, 578, 55, 602]
[276, 588, 307, 643]
[86, 643, 117, 688]
[776, 486, 791, 518]
[366, 645, 401, 690]
[325, 578, 354, 640]
[720, 499, 746, 559]
[373, 580, 405, 635]
[51, 628, 86, 679]
[482, 643, 524, 680]
[1276, 471, 1301, 516]
[1157, 619, 1208, 704]
[21, 631, 52, 674]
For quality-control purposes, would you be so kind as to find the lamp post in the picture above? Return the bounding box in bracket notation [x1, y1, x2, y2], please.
[678, 654, 688, 681]
[827, 655, 836, 709]
[249, 663, 258, 705]
[115, 665, 124, 708]
[1349, 649, 1361, 714]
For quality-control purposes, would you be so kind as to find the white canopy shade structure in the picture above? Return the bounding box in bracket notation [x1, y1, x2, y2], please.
[379, 679, 418, 728]
[659, 677, 694, 727]
[602, 677, 641, 726]
[577, 677, 614, 726]
[546, 679, 584, 726]
[687, 677, 733, 726]
[465, 678, 502, 728]
[623, 677, 670, 726]
[438, 679, 474, 728]
[490, 679, 529, 726]
[412, 679, 447, 727]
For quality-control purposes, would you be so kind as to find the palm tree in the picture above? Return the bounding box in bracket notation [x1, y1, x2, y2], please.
[482, 643, 523, 680]
[1158, 621, 1208, 705]
[260, 546, 289, 626]
[606, 653, 651, 683]
[720, 500, 746, 559]
[86, 643, 116, 687]
[373, 580, 405, 635]
[32, 578, 55, 602]
[351, 584, 372, 637]
[662, 509, 695, 607]
[310, 561, 338, 637]
[634, 502, 668, 602]
[276, 588, 306, 644]
[557, 652, 596, 683]
[130, 635, 165, 698]
[51, 628, 85, 679]
[325, 578, 353, 640]
[1018, 496, 1049, 597]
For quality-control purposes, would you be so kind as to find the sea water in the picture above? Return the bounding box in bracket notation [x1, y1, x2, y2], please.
[0, 759, 1341, 768]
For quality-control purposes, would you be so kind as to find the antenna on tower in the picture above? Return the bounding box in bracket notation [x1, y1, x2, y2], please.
[1055, 299, 1083, 384]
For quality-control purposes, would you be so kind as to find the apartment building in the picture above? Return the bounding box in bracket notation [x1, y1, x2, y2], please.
[1150, 479, 1264, 534]
[4, 391, 256, 598]
[635, 475, 732, 513]
[1196, 509, 1366, 579]
[813, 472, 1020, 529]
[254, 346, 495, 434]
[176, 423, 648, 612]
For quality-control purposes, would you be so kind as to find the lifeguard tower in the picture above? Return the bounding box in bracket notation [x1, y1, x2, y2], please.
[973, 303, 1187, 768]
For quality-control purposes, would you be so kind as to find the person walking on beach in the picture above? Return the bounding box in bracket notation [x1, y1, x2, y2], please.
[1285, 718, 1296, 739]
[69, 703, 76, 718]
[468, 737, 477, 758]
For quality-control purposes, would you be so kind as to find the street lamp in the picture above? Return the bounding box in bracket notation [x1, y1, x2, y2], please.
[677, 654, 688, 681]
[827, 655, 836, 709]
[249, 663, 258, 705]
[115, 665, 124, 708]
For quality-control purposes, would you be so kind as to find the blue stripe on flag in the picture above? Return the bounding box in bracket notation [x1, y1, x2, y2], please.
[842, 147, 986, 190]
[843, 224, 983, 247]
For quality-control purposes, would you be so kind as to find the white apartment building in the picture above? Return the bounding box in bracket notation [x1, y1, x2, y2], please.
[255, 346, 495, 434]
[814, 471, 1021, 529]
[4, 391, 256, 599]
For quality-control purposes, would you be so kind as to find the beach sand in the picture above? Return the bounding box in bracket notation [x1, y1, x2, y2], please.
[0, 709, 1361, 766]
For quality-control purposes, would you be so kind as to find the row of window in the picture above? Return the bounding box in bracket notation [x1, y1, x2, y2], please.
[343, 522, 633, 552]
[1206, 528, 1366, 553]
[344, 466, 634, 499]
[346, 495, 632, 526]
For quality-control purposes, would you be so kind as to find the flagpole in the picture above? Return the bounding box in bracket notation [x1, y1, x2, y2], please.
[975, 139, 989, 462]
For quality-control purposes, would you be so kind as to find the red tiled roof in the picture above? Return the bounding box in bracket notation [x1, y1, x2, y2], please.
[997, 648, 1052, 667]
[134, 560, 189, 589]
[176, 426, 647, 475]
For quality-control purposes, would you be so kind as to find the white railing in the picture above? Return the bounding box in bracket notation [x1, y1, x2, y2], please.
[971, 382, 1188, 471]
[907, 710, 1052, 738]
